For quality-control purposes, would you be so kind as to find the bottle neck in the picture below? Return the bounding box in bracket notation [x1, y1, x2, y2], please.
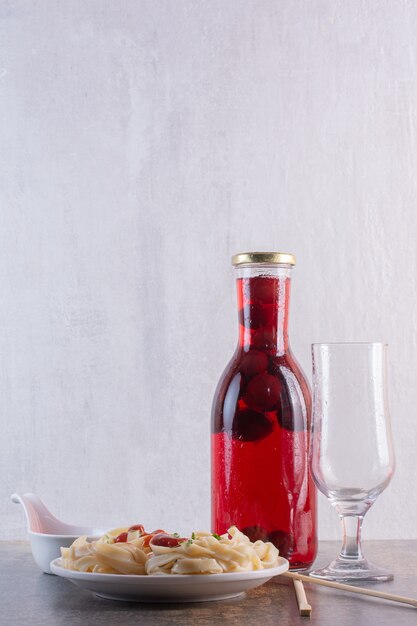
[235, 265, 292, 355]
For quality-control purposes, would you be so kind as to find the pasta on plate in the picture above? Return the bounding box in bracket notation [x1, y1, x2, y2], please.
[60, 525, 280, 575]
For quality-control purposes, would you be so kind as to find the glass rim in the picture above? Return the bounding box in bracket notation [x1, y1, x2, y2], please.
[311, 342, 388, 347]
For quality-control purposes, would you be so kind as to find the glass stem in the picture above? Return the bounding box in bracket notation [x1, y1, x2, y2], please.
[339, 515, 364, 561]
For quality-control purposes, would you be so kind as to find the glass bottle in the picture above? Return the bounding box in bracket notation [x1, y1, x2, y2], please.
[211, 252, 317, 569]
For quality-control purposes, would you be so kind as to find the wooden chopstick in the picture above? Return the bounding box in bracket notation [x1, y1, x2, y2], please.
[292, 578, 312, 616]
[283, 571, 417, 609]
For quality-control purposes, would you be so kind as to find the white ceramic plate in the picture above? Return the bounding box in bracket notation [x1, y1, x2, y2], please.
[50, 557, 289, 603]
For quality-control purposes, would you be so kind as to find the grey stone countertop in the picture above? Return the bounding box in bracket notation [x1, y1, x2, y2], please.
[1, 540, 416, 625]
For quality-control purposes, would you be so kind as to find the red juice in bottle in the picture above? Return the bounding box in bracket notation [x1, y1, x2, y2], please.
[211, 252, 317, 569]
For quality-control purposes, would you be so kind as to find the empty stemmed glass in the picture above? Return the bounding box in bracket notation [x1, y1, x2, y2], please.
[310, 343, 395, 582]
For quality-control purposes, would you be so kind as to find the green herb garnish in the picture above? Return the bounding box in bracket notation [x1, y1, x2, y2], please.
[212, 533, 221, 540]
[191, 532, 196, 540]
[172, 533, 180, 538]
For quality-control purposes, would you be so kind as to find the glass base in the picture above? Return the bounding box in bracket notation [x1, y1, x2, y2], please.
[309, 557, 394, 583]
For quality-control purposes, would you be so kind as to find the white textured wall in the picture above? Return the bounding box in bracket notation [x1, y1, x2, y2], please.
[1, 0, 417, 541]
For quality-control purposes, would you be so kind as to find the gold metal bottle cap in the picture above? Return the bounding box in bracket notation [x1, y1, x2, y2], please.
[231, 252, 296, 266]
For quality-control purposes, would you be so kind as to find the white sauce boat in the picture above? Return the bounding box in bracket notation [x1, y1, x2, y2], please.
[11, 493, 107, 574]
